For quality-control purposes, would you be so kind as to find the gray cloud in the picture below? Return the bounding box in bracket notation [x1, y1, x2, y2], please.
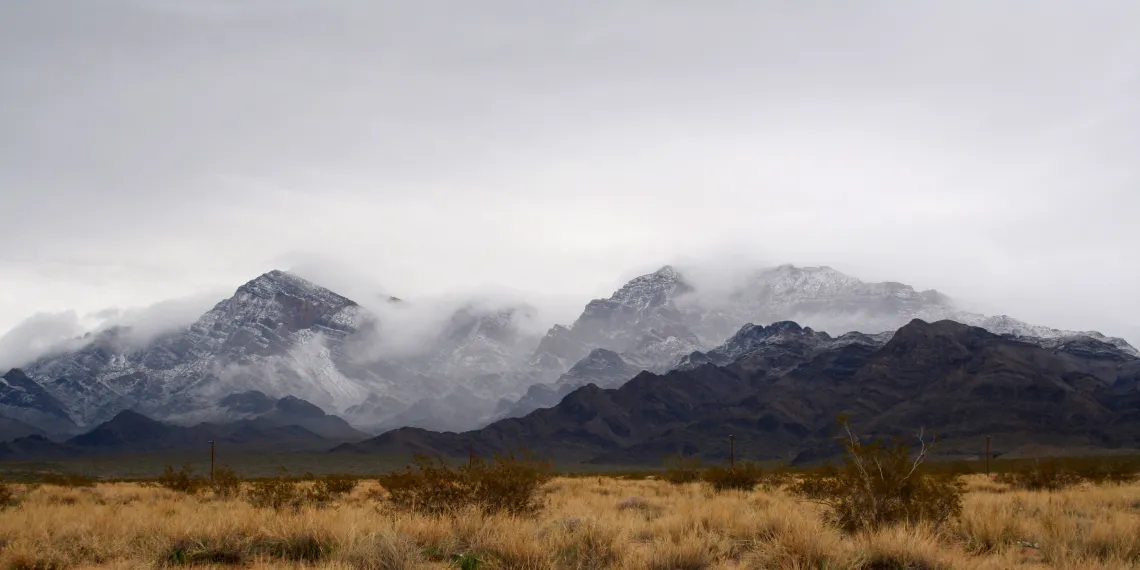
[1, 0, 1138, 345]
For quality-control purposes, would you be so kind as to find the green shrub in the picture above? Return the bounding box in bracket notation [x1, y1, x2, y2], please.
[40, 471, 97, 488]
[759, 469, 793, 491]
[158, 464, 206, 494]
[0, 480, 15, 509]
[246, 469, 302, 510]
[790, 418, 964, 533]
[376, 449, 552, 516]
[992, 456, 1138, 490]
[703, 461, 765, 492]
[209, 466, 243, 499]
[303, 473, 358, 504]
[661, 454, 704, 485]
[376, 455, 470, 515]
[467, 451, 553, 515]
[1074, 458, 1140, 484]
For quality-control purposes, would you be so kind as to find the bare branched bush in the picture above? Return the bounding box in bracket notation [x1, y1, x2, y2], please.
[376, 449, 552, 516]
[790, 418, 964, 533]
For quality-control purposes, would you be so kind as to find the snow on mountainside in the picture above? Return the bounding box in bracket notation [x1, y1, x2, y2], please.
[1, 271, 539, 433]
[12, 270, 369, 428]
[1, 263, 1134, 436]
[692, 265, 1136, 356]
[495, 264, 1137, 421]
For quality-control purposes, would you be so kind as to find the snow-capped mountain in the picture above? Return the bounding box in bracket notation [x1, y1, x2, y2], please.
[0, 270, 540, 434]
[677, 321, 896, 371]
[494, 264, 1137, 420]
[1, 263, 1134, 437]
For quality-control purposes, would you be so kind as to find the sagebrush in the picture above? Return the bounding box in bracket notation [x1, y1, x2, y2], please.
[661, 454, 703, 485]
[158, 464, 206, 494]
[209, 465, 243, 499]
[0, 480, 14, 509]
[376, 450, 552, 515]
[703, 461, 765, 492]
[995, 457, 1139, 490]
[304, 473, 359, 504]
[40, 471, 97, 488]
[246, 469, 302, 510]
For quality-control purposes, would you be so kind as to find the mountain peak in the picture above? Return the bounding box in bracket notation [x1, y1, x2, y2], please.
[607, 265, 691, 310]
[236, 270, 355, 306]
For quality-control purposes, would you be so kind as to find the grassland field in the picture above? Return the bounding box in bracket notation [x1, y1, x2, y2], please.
[3, 453, 1140, 569]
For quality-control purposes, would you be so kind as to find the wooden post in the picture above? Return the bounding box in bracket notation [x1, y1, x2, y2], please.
[468, 443, 474, 468]
[985, 436, 991, 476]
[729, 434, 735, 471]
[209, 440, 215, 480]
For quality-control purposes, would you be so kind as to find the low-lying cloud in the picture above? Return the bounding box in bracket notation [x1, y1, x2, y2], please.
[0, 291, 224, 371]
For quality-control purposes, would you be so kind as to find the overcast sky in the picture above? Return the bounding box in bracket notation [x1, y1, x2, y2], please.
[1, 0, 1138, 345]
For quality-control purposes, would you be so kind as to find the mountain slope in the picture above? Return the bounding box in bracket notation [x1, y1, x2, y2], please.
[0, 369, 79, 435]
[1, 264, 1134, 438]
[2, 271, 540, 433]
[0, 396, 369, 459]
[493, 265, 1137, 423]
[0, 413, 47, 442]
[337, 319, 1140, 465]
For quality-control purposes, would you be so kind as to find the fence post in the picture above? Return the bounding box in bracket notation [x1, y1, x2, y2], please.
[729, 434, 735, 471]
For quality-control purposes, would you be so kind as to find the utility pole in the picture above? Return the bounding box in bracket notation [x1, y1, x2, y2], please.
[729, 434, 735, 471]
[468, 443, 474, 468]
[209, 440, 215, 480]
[985, 436, 991, 476]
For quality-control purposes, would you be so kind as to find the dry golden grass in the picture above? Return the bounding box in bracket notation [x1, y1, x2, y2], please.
[1, 474, 1139, 569]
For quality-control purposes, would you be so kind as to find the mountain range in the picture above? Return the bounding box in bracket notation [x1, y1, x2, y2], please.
[0, 392, 368, 459]
[0, 263, 1136, 458]
[336, 318, 1140, 465]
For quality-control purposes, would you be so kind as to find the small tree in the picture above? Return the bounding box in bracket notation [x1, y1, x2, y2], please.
[791, 417, 964, 533]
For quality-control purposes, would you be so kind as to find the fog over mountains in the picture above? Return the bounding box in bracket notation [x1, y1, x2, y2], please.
[1, 263, 1134, 443]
